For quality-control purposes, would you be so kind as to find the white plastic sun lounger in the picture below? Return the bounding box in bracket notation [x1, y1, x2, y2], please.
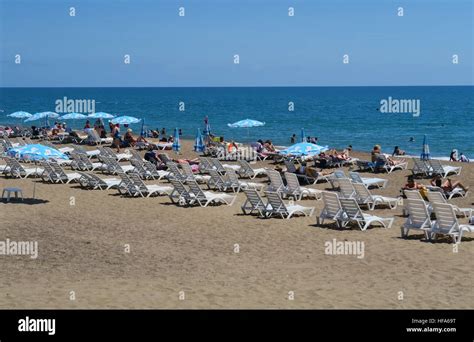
[339, 198, 394, 231]
[241, 189, 271, 216]
[225, 168, 264, 192]
[428, 159, 461, 178]
[430, 202, 474, 244]
[353, 182, 399, 210]
[5, 158, 44, 179]
[181, 162, 210, 184]
[283, 172, 322, 200]
[426, 191, 472, 218]
[128, 173, 173, 197]
[349, 171, 388, 189]
[50, 162, 82, 184]
[411, 158, 431, 178]
[187, 180, 236, 207]
[316, 191, 345, 227]
[77, 172, 121, 190]
[266, 169, 287, 193]
[376, 155, 408, 173]
[401, 199, 432, 239]
[263, 191, 314, 219]
[337, 178, 357, 199]
[236, 160, 267, 179]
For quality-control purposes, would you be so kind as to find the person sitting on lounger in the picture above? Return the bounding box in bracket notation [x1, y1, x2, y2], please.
[123, 129, 137, 147]
[263, 140, 276, 152]
[371, 145, 381, 162]
[402, 176, 428, 199]
[430, 174, 468, 192]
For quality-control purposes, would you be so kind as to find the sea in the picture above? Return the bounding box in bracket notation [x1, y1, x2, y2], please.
[0, 86, 472, 158]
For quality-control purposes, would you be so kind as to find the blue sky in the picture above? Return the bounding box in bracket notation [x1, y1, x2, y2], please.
[0, 0, 472, 87]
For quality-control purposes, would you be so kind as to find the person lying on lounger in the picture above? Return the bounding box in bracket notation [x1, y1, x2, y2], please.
[430, 174, 468, 192]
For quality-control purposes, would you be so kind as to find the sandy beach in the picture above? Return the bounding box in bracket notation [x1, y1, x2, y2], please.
[0, 140, 472, 309]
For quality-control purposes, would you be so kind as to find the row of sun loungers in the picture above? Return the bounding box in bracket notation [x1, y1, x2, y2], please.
[411, 158, 462, 178]
[402, 199, 474, 244]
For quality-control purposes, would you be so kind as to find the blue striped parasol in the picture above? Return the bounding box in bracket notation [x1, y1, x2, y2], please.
[172, 127, 181, 153]
[420, 134, 430, 160]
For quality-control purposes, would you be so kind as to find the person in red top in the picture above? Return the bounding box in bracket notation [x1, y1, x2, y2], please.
[84, 120, 91, 129]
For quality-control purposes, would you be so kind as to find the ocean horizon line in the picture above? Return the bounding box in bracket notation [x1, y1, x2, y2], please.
[1, 85, 473, 89]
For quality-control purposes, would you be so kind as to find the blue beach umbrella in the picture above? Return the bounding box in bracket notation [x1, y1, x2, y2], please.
[7, 144, 69, 161]
[110, 116, 141, 125]
[8, 111, 32, 119]
[420, 134, 430, 160]
[228, 118, 265, 137]
[280, 142, 328, 157]
[227, 118, 265, 128]
[172, 127, 181, 153]
[300, 128, 306, 142]
[24, 111, 59, 122]
[194, 128, 205, 152]
[59, 112, 87, 120]
[88, 112, 115, 119]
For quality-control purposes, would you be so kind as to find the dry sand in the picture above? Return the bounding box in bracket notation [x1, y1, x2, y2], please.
[0, 140, 473, 309]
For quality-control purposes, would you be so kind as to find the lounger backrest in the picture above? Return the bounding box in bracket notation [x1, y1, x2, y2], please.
[86, 172, 106, 185]
[413, 158, 428, 172]
[224, 168, 239, 183]
[426, 191, 447, 205]
[128, 173, 148, 192]
[264, 191, 287, 213]
[208, 169, 223, 185]
[267, 170, 284, 191]
[322, 192, 342, 217]
[243, 189, 264, 208]
[104, 147, 118, 157]
[167, 162, 182, 177]
[181, 162, 194, 177]
[284, 160, 297, 174]
[130, 150, 142, 161]
[353, 182, 372, 202]
[406, 199, 430, 227]
[348, 171, 363, 184]
[404, 190, 424, 201]
[284, 172, 300, 192]
[432, 202, 458, 233]
[143, 161, 159, 175]
[338, 178, 355, 199]
[187, 180, 206, 199]
[428, 159, 443, 174]
[170, 179, 189, 196]
[210, 158, 224, 171]
[238, 160, 253, 174]
[340, 198, 364, 220]
[50, 162, 67, 177]
[77, 171, 93, 184]
[117, 172, 134, 188]
[199, 157, 211, 172]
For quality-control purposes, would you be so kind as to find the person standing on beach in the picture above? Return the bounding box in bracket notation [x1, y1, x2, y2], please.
[112, 124, 121, 152]
[290, 134, 296, 144]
